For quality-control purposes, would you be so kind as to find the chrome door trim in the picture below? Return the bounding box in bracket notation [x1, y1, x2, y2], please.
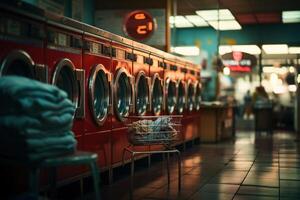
[165, 77, 176, 114]
[194, 81, 201, 111]
[186, 80, 195, 112]
[0, 50, 35, 78]
[176, 79, 186, 114]
[52, 58, 80, 117]
[88, 64, 110, 126]
[151, 73, 163, 116]
[135, 71, 149, 116]
[113, 67, 132, 122]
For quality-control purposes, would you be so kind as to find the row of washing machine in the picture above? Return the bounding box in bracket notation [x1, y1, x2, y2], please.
[0, 2, 201, 181]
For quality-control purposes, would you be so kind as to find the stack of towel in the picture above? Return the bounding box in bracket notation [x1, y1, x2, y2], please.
[0, 76, 77, 163]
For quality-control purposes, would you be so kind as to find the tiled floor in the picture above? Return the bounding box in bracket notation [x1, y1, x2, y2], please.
[100, 131, 300, 200]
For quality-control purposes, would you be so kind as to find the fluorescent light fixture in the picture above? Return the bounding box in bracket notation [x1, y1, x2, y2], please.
[288, 84, 297, 92]
[289, 47, 300, 54]
[263, 67, 287, 75]
[185, 15, 209, 27]
[289, 66, 295, 73]
[208, 20, 241, 30]
[297, 74, 300, 83]
[223, 67, 230, 75]
[231, 45, 261, 54]
[169, 16, 194, 28]
[196, 9, 235, 21]
[282, 11, 300, 23]
[171, 46, 200, 56]
[219, 45, 232, 55]
[262, 44, 288, 54]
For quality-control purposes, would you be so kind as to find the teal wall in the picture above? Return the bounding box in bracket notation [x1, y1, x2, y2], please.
[22, 0, 95, 25]
[173, 23, 300, 101]
[174, 23, 300, 67]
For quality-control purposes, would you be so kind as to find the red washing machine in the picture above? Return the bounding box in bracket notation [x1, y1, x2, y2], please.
[131, 41, 151, 154]
[175, 59, 187, 116]
[45, 14, 85, 179]
[163, 53, 177, 116]
[175, 59, 189, 144]
[194, 67, 202, 141]
[148, 48, 165, 151]
[81, 25, 113, 171]
[111, 35, 134, 167]
[185, 64, 199, 142]
[0, 2, 47, 82]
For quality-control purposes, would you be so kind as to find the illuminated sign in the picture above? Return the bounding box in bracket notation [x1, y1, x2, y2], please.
[222, 51, 257, 73]
[123, 10, 155, 41]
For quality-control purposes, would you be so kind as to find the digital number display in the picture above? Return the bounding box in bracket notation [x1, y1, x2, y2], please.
[123, 10, 155, 41]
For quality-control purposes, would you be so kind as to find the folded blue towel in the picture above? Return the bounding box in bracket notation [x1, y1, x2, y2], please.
[0, 114, 74, 132]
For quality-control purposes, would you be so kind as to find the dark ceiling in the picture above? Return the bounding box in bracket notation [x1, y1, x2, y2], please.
[177, 0, 300, 24]
[96, 0, 300, 24]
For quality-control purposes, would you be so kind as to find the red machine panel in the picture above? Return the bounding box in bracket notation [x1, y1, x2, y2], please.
[0, 3, 47, 82]
[45, 15, 85, 179]
[82, 30, 112, 170]
[111, 37, 134, 166]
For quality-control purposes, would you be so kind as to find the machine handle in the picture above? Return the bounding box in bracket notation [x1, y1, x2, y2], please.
[107, 73, 113, 115]
[34, 64, 48, 83]
[75, 69, 85, 119]
[129, 75, 135, 113]
[146, 77, 151, 111]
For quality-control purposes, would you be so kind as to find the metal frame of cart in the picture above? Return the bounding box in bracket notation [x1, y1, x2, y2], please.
[122, 115, 182, 199]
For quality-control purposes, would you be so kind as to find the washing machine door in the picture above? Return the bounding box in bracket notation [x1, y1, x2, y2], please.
[89, 64, 111, 126]
[0, 50, 47, 82]
[195, 82, 201, 111]
[52, 58, 85, 118]
[135, 71, 149, 116]
[165, 78, 176, 114]
[114, 68, 133, 121]
[152, 74, 163, 115]
[176, 80, 186, 114]
[187, 82, 195, 112]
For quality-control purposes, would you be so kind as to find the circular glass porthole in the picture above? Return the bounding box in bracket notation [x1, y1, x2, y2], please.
[114, 69, 132, 121]
[136, 73, 149, 115]
[52, 59, 78, 106]
[0, 50, 35, 78]
[89, 65, 110, 126]
[195, 83, 201, 111]
[152, 76, 163, 115]
[165, 78, 176, 114]
[177, 81, 186, 114]
[187, 83, 195, 112]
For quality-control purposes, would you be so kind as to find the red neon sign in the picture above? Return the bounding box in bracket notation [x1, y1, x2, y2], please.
[123, 10, 155, 41]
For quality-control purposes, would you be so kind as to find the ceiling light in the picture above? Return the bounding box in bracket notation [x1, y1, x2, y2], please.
[262, 44, 288, 54]
[231, 45, 261, 54]
[208, 20, 241, 30]
[288, 85, 297, 92]
[282, 11, 300, 23]
[169, 16, 194, 28]
[171, 46, 200, 56]
[223, 67, 230, 75]
[289, 47, 300, 54]
[219, 45, 232, 55]
[185, 15, 209, 27]
[196, 9, 235, 21]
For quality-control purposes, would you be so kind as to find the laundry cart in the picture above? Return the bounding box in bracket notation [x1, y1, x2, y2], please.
[123, 115, 182, 199]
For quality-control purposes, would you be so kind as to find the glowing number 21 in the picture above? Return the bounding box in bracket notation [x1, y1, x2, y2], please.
[137, 22, 153, 35]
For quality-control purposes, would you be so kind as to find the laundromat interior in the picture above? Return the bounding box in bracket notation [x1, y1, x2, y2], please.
[1, 0, 300, 199]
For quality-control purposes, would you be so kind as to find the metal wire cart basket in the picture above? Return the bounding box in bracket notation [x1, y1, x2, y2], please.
[126, 115, 182, 147]
[123, 115, 183, 199]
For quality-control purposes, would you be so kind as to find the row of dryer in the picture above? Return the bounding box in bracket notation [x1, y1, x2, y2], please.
[0, 2, 201, 179]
